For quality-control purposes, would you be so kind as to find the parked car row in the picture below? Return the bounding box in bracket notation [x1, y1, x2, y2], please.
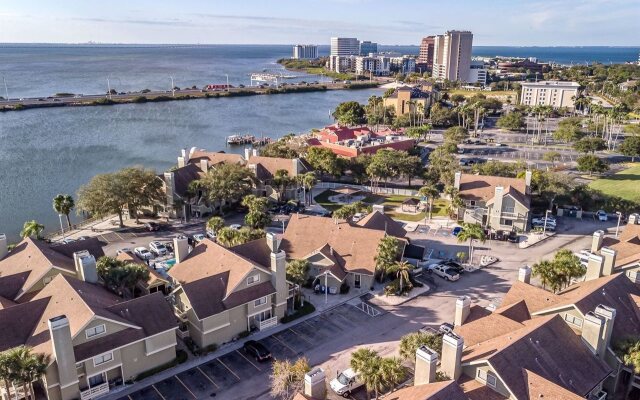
[423, 260, 464, 282]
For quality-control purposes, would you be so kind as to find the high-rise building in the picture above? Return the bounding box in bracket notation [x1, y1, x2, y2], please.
[359, 41, 378, 56]
[418, 36, 435, 69]
[520, 81, 580, 109]
[432, 31, 473, 82]
[292, 44, 318, 59]
[330, 37, 360, 56]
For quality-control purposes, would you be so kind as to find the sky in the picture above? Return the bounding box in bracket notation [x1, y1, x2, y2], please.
[0, 0, 639, 46]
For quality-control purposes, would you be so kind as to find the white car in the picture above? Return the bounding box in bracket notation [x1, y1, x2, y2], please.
[431, 265, 460, 281]
[596, 210, 608, 221]
[192, 234, 206, 242]
[352, 213, 364, 222]
[134, 247, 153, 260]
[229, 224, 242, 230]
[532, 217, 556, 226]
[149, 241, 167, 256]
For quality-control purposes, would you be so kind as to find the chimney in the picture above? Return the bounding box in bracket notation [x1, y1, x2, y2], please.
[48, 316, 79, 393]
[525, 170, 532, 195]
[627, 269, 640, 284]
[581, 312, 606, 357]
[372, 204, 385, 214]
[182, 148, 190, 164]
[244, 148, 251, 161]
[304, 368, 326, 399]
[177, 156, 186, 168]
[73, 251, 98, 283]
[492, 186, 504, 218]
[591, 230, 605, 253]
[0, 233, 7, 261]
[441, 333, 464, 380]
[266, 232, 280, 253]
[415, 346, 438, 385]
[585, 253, 604, 281]
[199, 159, 209, 172]
[600, 247, 617, 276]
[628, 213, 639, 225]
[164, 172, 176, 207]
[454, 296, 471, 326]
[270, 245, 288, 314]
[518, 266, 531, 284]
[173, 236, 189, 264]
[252, 148, 258, 157]
[594, 305, 616, 358]
[454, 171, 461, 190]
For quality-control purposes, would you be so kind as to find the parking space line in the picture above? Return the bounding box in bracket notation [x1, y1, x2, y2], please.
[152, 385, 166, 400]
[235, 349, 262, 371]
[127, 395, 133, 400]
[113, 232, 124, 240]
[271, 333, 300, 355]
[174, 375, 196, 399]
[288, 327, 314, 345]
[217, 359, 241, 381]
[196, 367, 219, 388]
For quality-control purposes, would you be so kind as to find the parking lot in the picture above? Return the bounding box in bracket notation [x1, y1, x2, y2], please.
[114, 304, 378, 400]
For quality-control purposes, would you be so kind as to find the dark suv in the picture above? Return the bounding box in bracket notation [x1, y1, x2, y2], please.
[243, 340, 272, 362]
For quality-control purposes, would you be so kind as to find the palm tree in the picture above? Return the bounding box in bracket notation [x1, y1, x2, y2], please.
[5, 346, 31, 400]
[389, 261, 412, 293]
[272, 169, 294, 202]
[418, 185, 439, 220]
[22, 352, 48, 400]
[456, 222, 486, 265]
[296, 172, 317, 206]
[379, 357, 405, 394]
[532, 260, 553, 290]
[206, 216, 225, 236]
[350, 348, 381, 399]
[52, 194, 75, 230]
[20, 220, 45, 240]
[0, 352, 12, 400]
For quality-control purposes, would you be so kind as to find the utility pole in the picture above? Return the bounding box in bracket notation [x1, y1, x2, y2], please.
[1, 75, 8, 101]
[107, 77, 112, 100]
[225, 74, 229, 92]
[170, 75, 175, 97]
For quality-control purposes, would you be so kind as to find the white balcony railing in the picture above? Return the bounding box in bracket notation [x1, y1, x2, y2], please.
[259, 316, 278, 331]
[80, 382, 109, 400]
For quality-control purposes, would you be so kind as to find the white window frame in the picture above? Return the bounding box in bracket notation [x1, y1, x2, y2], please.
[254, 296, 267, 307]
[246, 274, 260, 286]
[477, 369, 497, 388]
[564, 313, 583, 328]
[93, 352, 113, 367]
[85, 324, 106, 339]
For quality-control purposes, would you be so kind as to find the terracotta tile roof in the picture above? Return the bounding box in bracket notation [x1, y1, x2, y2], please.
[281, 215, 388, 275]
[458, 375, 507, 400]
[385, 380, 467, 400]
[458, 174, 528, 206]
[189, 150, 244, 166]
[169, 239, 275, 319]
[0, 237, 76, 301]
[522, 369, 584, 400]
[462, 315, 611, 399]
[247, 155, 300, 180]
[356, 211, 407, 239]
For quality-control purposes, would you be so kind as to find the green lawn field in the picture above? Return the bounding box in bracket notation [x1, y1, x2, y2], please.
[589, 164, 640, 203]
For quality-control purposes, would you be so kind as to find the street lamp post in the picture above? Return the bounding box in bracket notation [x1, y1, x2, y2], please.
[58, 214, 66, 240]
[106, 76, 112, 100]
[542, 209, 552, 236]
[225, 74, 229, 92]
[615, 211, 622, 238]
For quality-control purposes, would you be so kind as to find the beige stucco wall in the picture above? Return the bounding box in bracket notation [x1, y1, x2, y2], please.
[121, 335, 176, 381]
[25, 268, 77, 297]
[144, 330, 177, 356]
[231, 268, 272, 292]
[73, 318, 130, 346]
[462, 363, 511, 398]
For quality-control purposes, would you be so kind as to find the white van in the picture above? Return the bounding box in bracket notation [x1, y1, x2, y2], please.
[330, 368, 363, 397]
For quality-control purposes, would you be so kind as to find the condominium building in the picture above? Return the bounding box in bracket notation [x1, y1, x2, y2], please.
[354, 55, 390, 76]
[390, 56, 416, 74]
[432, 30, 473, 82]
[520, 81, 580, 109]
[418, 36, 435, 69]
[467, 60, 487, 85]
[292, 44, 318, 59]
[330, 37, 359, 56]
[359, 40, 378, 56]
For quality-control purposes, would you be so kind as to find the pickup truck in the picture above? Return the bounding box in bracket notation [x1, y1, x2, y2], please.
[330, 368, 363, 397]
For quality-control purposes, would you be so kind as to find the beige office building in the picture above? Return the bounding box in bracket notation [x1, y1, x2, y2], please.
[520, 81, 580, 109]
[432, 31, 473, 82]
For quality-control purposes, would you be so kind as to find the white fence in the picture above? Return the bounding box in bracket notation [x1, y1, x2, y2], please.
[314, 182, 418, 197]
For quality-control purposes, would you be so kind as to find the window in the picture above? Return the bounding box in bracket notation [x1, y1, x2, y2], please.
[469, 200, 476, 207]
[93, 352, 113, 366]
[85, 324, 106, 338]
[354, 274, 361, 289]
[564, 313, 583, 327]
[501, 219, 514, 227]
[477, 369, 497, 388]
[247, 274, 260, 285]
[254, 296, 267, 307]
[88, 373, 105, 388]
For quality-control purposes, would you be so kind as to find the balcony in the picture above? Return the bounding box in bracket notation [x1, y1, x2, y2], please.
[258, 316, 278, 331]
[80, 383, 109, 400]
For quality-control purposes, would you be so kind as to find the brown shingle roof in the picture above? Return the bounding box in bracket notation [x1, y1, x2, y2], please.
[357, 211, 407, 238]
[458, 375, 507, 400]
[169, 163, 205, 198]
[0, 237, 76, 301]
[189, 150, 244, 166]
[454, 312, 526, 347]
[500, 281, 562, 314]
[462, 315, 611, 399]
[50, 237, 107, 260]
[458, 174, 528, 206]
[603, 224, 640, 268]
[281, 215, 388, 275]
[385, 380, 467, 400]
[247, 155, 300, 180]
[522, 369, 584, 400]
[231, 239, 272, 269]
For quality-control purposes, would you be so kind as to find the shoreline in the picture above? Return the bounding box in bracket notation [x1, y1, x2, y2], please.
[0, 81, 380, 113]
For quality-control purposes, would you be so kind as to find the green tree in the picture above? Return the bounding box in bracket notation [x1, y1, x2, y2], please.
[576, 154, 608, 175]
[77, 172, 129, 227]
[553, 249, 586, 289]
[120, 167, 165, 223]
[217, 227, 266, 247]
[270, 357, 310, 400]
[52, 194, 75, 229]
[350, 349, 405, 399]
[532, 260, 556, 291]
[206, 216, 225, 235]
[553, 117, 584, 143]
[3, 346, 49, 400]
[429, 103, 456, 127]
[399, 332, 443, 362]
[260, 140, 300, 159]
[305, 147, 342, 177]
[418, 185, 439, 220]
[543, 151, 562, 166]
[573, 137, 606, 153]
[332, 101, 366, 125]
[296, 172, 317, 205]
[272, 169, 295, 201]
[20, 220, 45, 239]
[374, 236, 400, 282]
[497, 112, 525, 131]
[242, 195, 271, 229]
[196, 163, 256, 214]
[456, 222, 486, 264]
[622, 340, 640, 374]
[618, 134, 640, 161]
[427, 147, 457, 185]
[443, 126, 468, 144]
[387, 261, 413, 294]
[0, 351, 13, 400]
[96, 256, 150, 298]
[286, 259, 310, 306]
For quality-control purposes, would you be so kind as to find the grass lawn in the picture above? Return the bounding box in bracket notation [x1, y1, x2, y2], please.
[589, 163, 640, 203]
[448, 89, 517, 99]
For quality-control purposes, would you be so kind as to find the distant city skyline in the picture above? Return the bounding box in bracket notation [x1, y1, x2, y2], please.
[1, 0, 639, 46]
